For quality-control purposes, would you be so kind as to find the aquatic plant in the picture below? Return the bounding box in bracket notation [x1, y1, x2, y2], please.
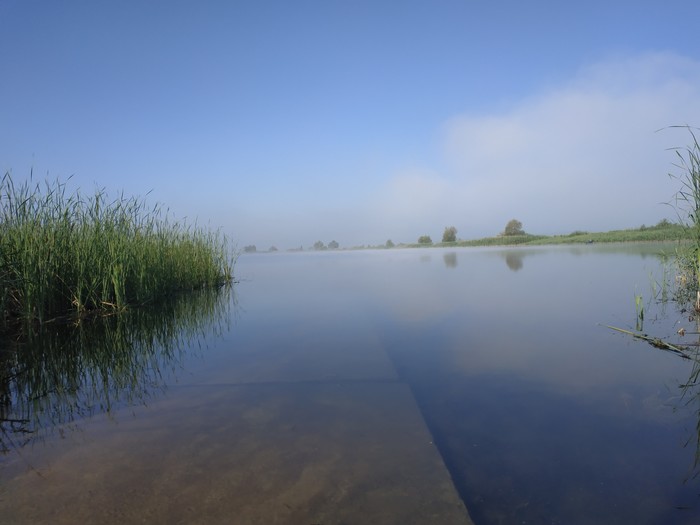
[668, 126, 700, 309]
[0, 171, 234, 328]
[635, 292, 644, 331]
[606, 127, 700, 477]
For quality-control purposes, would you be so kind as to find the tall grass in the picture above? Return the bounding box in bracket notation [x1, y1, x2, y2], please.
[0, 172, 234, 327]
[668, 126, 700, 309]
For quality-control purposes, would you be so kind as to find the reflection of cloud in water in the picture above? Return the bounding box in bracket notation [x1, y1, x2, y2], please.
[368, 245, 685, 393]
[443, 252, 458, 268]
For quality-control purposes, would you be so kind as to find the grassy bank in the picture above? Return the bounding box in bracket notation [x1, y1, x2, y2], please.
[0, 173, 234, 327]
[407, 221, 690, 248]
[532, 222, 689, 245]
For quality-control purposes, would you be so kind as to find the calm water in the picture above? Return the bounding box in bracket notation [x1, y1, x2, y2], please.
[2, 243, 700, 524]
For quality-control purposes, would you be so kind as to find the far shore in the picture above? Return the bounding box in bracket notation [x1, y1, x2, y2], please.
[243, 222, 691, 253]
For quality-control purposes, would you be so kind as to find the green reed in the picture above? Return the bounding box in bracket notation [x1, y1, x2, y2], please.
[634, 292, 644, 331]
[0, 172, 234, 327]
[668, 126, 700, 309]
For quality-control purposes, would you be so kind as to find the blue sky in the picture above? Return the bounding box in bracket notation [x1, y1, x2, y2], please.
[2, 1, 700, 249]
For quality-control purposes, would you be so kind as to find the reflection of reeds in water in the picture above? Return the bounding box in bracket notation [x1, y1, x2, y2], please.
[0, 285, 233, 453]
[606, 318, 700, 479]
[678, 331, 700, 481]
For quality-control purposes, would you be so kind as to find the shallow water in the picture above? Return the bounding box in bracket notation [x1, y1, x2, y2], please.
[2, 243, 700, 524]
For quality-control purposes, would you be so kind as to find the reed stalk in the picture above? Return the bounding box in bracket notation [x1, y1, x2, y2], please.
[668, 126, 700, 310]
[0, 172, 234, 328]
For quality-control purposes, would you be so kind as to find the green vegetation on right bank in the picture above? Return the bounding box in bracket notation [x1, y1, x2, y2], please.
[667, 127, 700, 309]
[487, 219, 687, 246]
[402, 219, 689, 248]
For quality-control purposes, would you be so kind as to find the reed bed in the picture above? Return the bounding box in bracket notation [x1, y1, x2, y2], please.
[0, 172, 234, 327]
[668, 126, 700, 308]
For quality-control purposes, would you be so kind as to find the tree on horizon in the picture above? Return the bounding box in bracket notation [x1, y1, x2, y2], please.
[503, 219, 525, 236]
[442, 226, 457, 242]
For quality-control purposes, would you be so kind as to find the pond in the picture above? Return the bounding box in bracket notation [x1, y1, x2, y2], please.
[2, 243, 700, 524]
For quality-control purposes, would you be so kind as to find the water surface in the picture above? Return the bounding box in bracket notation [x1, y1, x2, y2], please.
[2, 243, 700, 524]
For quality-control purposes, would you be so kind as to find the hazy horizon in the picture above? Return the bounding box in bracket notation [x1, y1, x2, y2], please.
[2, 1, 700, 250]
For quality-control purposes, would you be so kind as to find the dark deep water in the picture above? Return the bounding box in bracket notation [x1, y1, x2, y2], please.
[2, 243, 700, 524]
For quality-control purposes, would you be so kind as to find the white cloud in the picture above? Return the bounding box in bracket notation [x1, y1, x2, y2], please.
[234, 52, 700, 248]
[374, 52, 700, 238]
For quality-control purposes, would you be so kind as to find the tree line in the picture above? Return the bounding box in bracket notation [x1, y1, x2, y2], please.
[243, 220, 527, 252]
